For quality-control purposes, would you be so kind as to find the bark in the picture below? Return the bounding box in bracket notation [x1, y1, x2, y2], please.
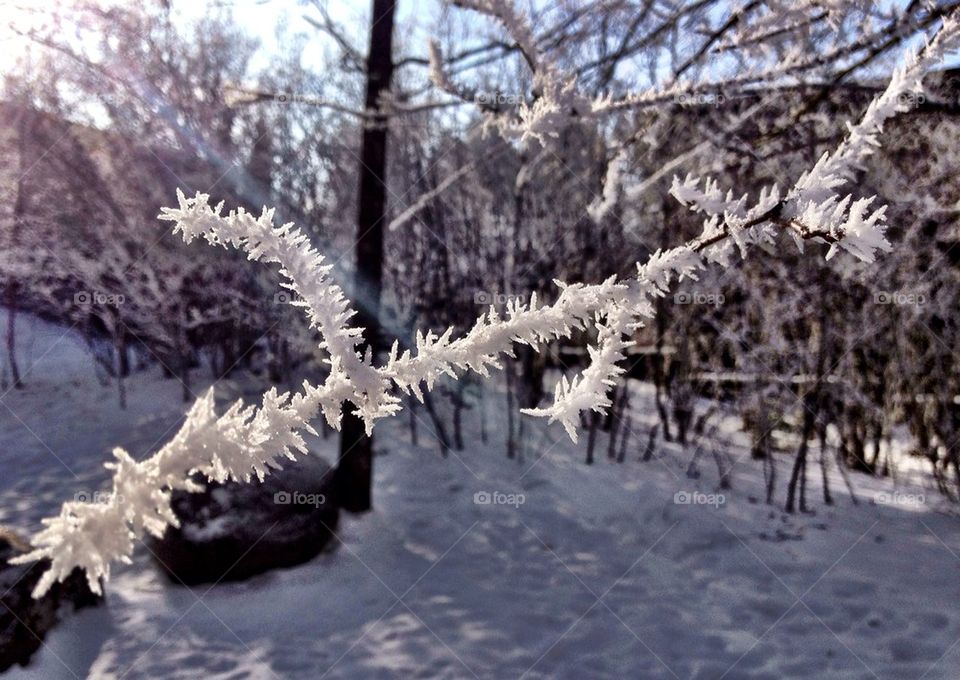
[114, 318, 127, 409]
[478, 384, 488, 445]
[785, 411, 812, 513]
[641, 424, 658, 462]
[451, 382, 465, 451]
[652, 300, 673, 442]
[5, 107, 32, 390]
[607, 386, 624, 460]
[506, 359, 516, 459]
[585, 411, 600, 465]
[764, 440, 776, 505]
[5, 293, 21, 390]
[835, 443, 859, 504]
[819, 424, 833, 505]
[335, 0, 395, 513]
[408, 393, 419, 446]
[617, 415, 630, 463]
[421, 388, 451, 457]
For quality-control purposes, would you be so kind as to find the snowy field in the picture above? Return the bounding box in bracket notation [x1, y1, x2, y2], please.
[3, 315, 960, 680]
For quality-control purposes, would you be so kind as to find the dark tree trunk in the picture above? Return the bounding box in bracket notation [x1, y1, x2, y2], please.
[787, 303, 829, 513]
[652, 322, 673, 443]
[335, 0, 395, 513]
[451, 382, 465, 451]
[585, 411, 600, 465]
[785, 405, 814, 513]
[407, 394, 419, 446]
[6, 107, 32, 391]
[5, 290, 21, 390]
[179, 359, 191, 403]
[421, 388, 451, 457]
[819, 424, 833, 505]
[117, 330, 130, 378]
[835, 442, 859, 504]
[607, 386, 624, 460]
[764, 441, 776, 505]
[478, 384, 488, 445]
[713, 443, 731, 490]
[617, 415, 630, 463]
[641, 424, 658, 462]
[506, 359, 517, 459]
[114, 318, 127, 410]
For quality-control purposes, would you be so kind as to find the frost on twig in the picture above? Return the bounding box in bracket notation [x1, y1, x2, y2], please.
[15, 9, 960, 600]
[388, 163, 475, 232]
[670, 14, 960, 265]
[159, 189, 401, 429]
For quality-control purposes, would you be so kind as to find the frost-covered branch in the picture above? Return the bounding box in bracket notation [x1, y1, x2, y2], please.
[716, 1, 868, 55]
[671, 13, 960, 265]
[387, 162, 476, 232]
[452, 0, 540, 71]
[435, 0, 956, 148]
[587, 147, 629, 222]
[158, 191, 401, 430]
[16, 9, 960, 602]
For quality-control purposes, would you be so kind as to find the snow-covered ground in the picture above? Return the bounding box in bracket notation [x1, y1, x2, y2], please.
[2, 314, 960, 679]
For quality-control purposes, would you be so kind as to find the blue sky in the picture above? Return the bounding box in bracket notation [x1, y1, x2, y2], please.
[171, 0, 441, 77]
